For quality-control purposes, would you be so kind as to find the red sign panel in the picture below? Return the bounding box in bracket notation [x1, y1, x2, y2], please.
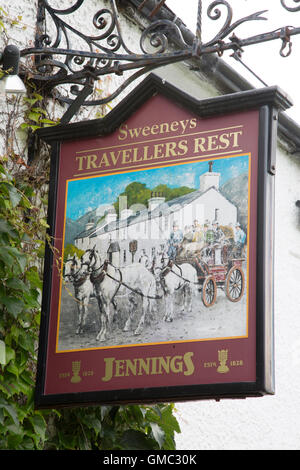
[35, 76, 289, 407]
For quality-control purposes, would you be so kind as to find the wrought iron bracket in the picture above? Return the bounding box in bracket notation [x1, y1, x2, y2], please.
[6, 0, 300, 122]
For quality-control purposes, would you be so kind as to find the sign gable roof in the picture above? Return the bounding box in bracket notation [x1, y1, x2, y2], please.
[37, 73, 292, 144]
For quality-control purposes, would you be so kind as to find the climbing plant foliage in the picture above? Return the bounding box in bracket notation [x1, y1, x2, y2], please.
[0, 7, 180, 446]
[0, 142, 181, 451]
[0, 70, 180, 453]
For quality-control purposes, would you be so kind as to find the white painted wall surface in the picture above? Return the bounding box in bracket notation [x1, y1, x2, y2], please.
[1, 0, 299, 450]
[175, 143, 300, 450]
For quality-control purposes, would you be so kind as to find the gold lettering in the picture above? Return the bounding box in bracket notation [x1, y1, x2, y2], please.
[121, 148, 133, 164]
[170, 121, 179, 132]
[138, 358, 150, 375]
[132, 147, 143, 162]
[125, 359, 138, 376]
[75, 155, 86, 171]
[129, 127, 142, 139]
[142, 126, 151, 137]
[194, 137, 206, 153]
[183, 352, 195, 376]
[207, 135, 219, 151]
[153, 143, 165, 159]
[178, 139, 188, 156]
[179, 119, 189, 134]
[143, 146, 151, 160]
[118, 123, 127, 141]
[85, 154, 97, 169]
[110, 150, 121, 166]
[165, 141, 177, 158]
[170, 356, 183, 373]
[230, 130, 243, 147]
[102, 357, 115, 382]
[158, 356, 170, 374]
[151, 124, 159, 135]
[219, 133, 230, 150]
[160, 122, 169, 134]
[98, 153, 110, 168]
[150, 357, 159, 375]
[118, 118, 198, 141]
[101, 352, 195, 382]
[189, 118, 197, 129]
[115, 359, 125, 377]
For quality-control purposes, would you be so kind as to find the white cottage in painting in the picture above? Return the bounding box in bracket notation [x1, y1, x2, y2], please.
[74, 163, 238, 266]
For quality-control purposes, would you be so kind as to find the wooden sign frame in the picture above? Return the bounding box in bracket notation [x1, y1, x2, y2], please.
[34, 74, 292, 408]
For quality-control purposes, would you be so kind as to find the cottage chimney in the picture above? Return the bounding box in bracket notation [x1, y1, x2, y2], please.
[200, 161, 220, 192]
[105, 211, 117, 225]
[85, 221, 94, 231]
[120, 208, 133, 220]
[148, 192, 165, 211]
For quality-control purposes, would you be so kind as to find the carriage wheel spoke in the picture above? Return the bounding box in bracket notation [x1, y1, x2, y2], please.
[202, 276, 216, 307]
[226, 267, 244, 302]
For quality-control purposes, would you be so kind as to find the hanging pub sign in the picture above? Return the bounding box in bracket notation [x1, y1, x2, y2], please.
[34, 74, 292, 408]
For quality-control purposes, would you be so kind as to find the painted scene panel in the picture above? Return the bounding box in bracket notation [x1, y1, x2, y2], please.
[58, 154, 250, 352]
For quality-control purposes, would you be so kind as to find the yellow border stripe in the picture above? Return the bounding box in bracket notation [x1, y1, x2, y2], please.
[56, 153, 251, 353]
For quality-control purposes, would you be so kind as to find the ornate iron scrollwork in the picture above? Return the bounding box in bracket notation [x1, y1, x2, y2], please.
[16, 0, 300, 120]
[281, 0, 300, 12]
[21, 0, 191, 111]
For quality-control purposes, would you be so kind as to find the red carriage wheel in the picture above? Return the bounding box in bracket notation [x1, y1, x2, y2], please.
[202, 275, 217, 307]
[225, 266, 245, 302]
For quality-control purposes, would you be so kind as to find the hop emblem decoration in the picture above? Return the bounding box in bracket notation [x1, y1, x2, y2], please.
[217, 349, 229, 374]
[71, 361, 82, 383]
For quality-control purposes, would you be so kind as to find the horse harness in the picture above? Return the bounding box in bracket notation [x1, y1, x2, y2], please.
[158, 259, 201, 294]
[66, 259, 90, 289]
[90, 259, 163, 301]
[90, 260, 122, 307]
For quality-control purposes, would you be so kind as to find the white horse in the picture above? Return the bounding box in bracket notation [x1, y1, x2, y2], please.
[138, 251, 150, 268]
[64, 255, 94, 335]
[152, 251, 198, 322]
[82, 247, 158, 342]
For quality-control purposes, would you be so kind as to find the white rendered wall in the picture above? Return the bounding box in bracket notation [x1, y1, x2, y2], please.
[1, 0, 300, 450]
[175, 143, 300, 450]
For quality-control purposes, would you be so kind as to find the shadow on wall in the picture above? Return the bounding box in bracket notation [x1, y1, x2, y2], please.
[296, 200, 300, 229]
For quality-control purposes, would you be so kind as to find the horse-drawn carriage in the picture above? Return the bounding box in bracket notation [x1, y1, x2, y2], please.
[63, 224, 246, 342]
[175, 227, 245, 308]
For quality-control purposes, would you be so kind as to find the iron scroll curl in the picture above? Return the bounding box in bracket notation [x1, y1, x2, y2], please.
[16, 0, 300, 119]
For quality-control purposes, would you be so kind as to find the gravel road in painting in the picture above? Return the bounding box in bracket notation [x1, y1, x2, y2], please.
[57, 275, 247, 352]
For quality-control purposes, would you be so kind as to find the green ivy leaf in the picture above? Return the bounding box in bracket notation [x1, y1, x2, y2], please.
[27, 112, 41, 123]
[0, 398, 19, 426]
[3, 345, 15, 364]
[0, 339, 5, 365]
[23, 97, 40, 106]
[18, 330, 34, 353]
[28, 414, 46, 442]
[6, 277, 29, 292]
[0, 296, 24, 317]
[25, 267, 43, 290]
[8, 184, 22, 208]
[31, 107, 47, 116]
[120, 429, 155, 450]
[80, 413, 102, 434]
[150, 422, 165, 448]
[0, 247, 15, 267]
[6, 361, 20, 378]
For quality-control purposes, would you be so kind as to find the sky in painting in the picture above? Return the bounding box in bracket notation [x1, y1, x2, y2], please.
[66, 154, 249, 220]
